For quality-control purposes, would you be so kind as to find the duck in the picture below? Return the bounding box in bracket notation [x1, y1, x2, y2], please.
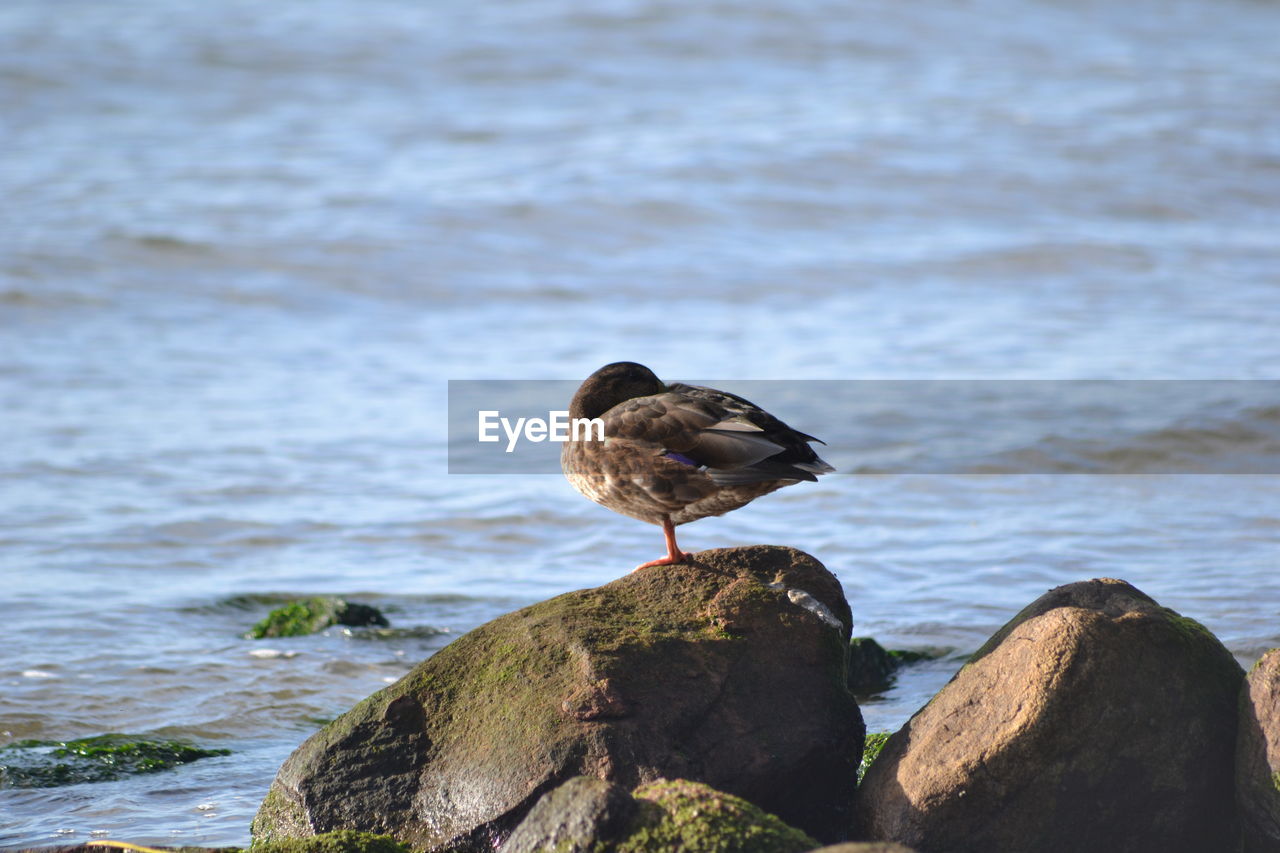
[561, 362, 834, 570]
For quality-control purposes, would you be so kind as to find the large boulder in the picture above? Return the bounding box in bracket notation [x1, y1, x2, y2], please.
[252, 546, 862, 851]
[857, 578, 1244, 853]
[1238, 648, 1280, 852]
[500, 776, 819, 853]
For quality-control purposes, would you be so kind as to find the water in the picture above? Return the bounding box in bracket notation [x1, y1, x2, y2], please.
[2, 0, 1279, 845]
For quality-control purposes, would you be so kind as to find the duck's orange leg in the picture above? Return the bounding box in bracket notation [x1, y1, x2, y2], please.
[634, 516, 689, 571]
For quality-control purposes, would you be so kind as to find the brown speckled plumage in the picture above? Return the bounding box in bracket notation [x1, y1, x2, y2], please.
[561, 362, 834, 569]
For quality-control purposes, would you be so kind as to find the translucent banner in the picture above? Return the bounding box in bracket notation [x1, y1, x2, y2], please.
[447, 380, 1280, 475]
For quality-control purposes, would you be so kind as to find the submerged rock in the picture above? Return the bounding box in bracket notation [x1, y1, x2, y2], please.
[846, 638, 898, 693]
[502, 776, 818, 853]
[856, 578, 1244, 853]
[252, 546, 862, 850]
[1238, 648, 1280, 853]
[845, 638, 938, 694]
[248, 597, 389, 639]
[0, 734, 230, 788]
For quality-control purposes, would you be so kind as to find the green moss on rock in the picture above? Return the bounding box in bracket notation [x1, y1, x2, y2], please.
[248, 597, 389, 639]
[251, 829, 410, 853]
[847, 637, 947, 694]
[254, 547, 861, 849]
[616, 779, 818, 853]
[859, 732, 890, 783]
[0, 734, 230, 788]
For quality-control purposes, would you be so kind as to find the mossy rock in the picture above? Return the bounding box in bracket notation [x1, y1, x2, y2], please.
[247, 598, 389, 639]
[809, 843, 920, 853]
[252, 546, 862, 851]
[617, 779, 818, 853]
[500, 776, 818, 853]
[252, 828, 412, 853]
[846, 638, 943, 694]
[0, 734, 230, 788]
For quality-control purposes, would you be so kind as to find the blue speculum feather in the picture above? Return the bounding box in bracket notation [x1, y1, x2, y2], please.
[664, 451, 700, 467]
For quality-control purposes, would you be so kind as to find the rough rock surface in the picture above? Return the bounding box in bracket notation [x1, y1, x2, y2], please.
[1238, 648, 1280, 853]
[846, 637, 899, 693]
[503, 776, 818, 853]
[253, 546, 862, 851]
[857, 578, 1244, 853]
[499, 776, 638, 853]
[808, 840, 921, 845]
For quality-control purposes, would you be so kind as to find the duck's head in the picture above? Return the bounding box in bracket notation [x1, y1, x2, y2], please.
[569, 362, 665, 419]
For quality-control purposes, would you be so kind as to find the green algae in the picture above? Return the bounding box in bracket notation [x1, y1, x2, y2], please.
[0, 734, 231, 788]
[250, 829, 411, 853]
[847, 637, 945, 693]
[859, 732, 891, 783]
[1164, 611, 1222, 649]
[247, 597, 389, 639]
[614, 779, 817, 853]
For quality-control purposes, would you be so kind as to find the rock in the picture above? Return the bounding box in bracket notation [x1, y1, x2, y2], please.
[847, 638, 942, 694]
[499, 776, 638, 853]
[1238, 648, 1280, 852]
[0, 734, 230, 788]
[846, 638, 898, 692]
[619, 779, 819, 852]
[252, 546, 862, 851]
[253, 829, 413, 853]
[502, 776, 818, 853]
[248, 597, 389, 638]
[857, 578, 1244, 853]
[811, 844, 919, 853]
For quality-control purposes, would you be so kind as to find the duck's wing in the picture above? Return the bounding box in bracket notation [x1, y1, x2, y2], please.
[668, 382, 836, 481]
[600, 393, 787, 471]
[668, 382, 825, 445]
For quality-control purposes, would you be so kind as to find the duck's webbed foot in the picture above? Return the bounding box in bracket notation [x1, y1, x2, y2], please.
[633, 516, 689, 572]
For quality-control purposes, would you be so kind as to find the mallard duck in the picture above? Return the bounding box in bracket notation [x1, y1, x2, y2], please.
[561, 362, 834, 569]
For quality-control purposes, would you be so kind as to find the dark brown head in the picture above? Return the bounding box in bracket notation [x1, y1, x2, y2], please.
[568, 362, 665, 419]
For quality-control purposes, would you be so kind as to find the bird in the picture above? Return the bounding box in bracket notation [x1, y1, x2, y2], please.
[561, 362, 834, 570]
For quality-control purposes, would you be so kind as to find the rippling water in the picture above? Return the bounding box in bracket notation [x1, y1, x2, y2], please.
[3, 0, 1279, 846]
